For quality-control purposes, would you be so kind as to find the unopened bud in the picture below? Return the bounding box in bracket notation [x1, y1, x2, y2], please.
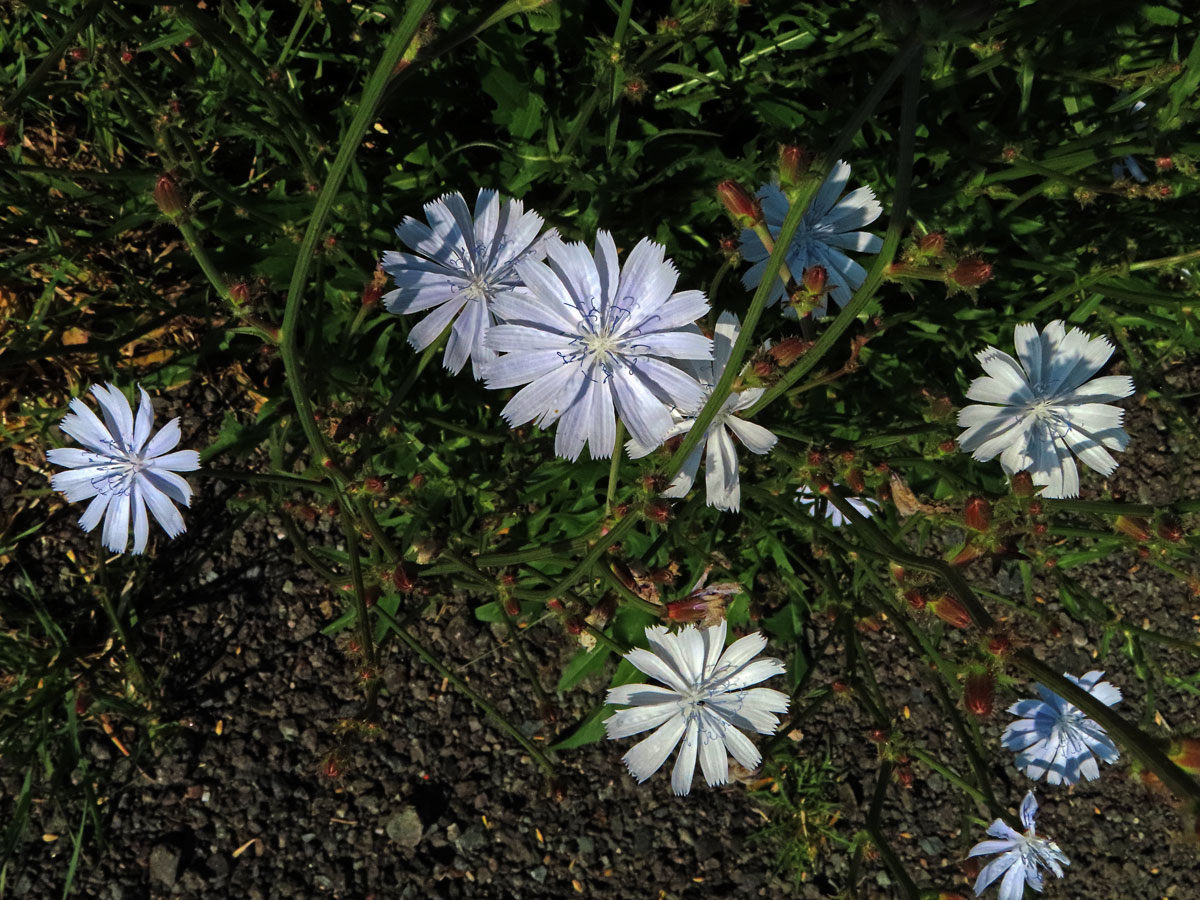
[846, 467, 865, 494]
[802, 265, 828, 295]
[121, 49, 135, 64]
[751, 358, 774, 377]
[1156, 156, 1174, 171]
[889, 563, 906, 583]
[806, 451, 823, 467]
[831, 680, 850, 694]
[565, 616, 584, 635]
[948, 257, 993, 289]
[895, 765, 914, 788]
[1010, 471, 1034, 497]
[68, 47, 88, 61]
[917, 231, 946, 256]
[964, 671, 994, 716]
[392, 563, 414, 592]
[666, 594, 727, 626]
[361, 283, 383, 308]
[716, 180, 761, 226]
[868, 727, 889, 743]
[1114, 515, 1150, 542]
[778, 144, 809, 188]
[228, 281, 250, 304]
[986, 634, 1010, 656]
[965, 496, 991, 532]
[767, 337, 809, 366]
[363, 476, 386, 495]
[1158, 516, 1184, 543]
[154, 173, 184, 219]
[904, 590, 926, 611]
[931, 594, 971, 629]
[950, 542, 984, 566]
[645, 500, 671, 524]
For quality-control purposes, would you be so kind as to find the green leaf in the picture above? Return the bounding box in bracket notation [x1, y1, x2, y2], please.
[556, 643, 611, 692]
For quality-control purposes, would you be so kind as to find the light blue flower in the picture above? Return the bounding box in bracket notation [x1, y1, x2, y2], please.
[739, 160, 883, 315]
[795, 484, 878, 527]
[957, 321, 1135, 499]
[605, 622, 789, 795]
[1111, 99, 1149, 184]
[1002, 671, 1121, 785]
[626, 312, 777, 512]
[381, 189, 557, 379]
[969, 791, 1069, 900]
[484, 231, 711, 461]
[47, 384, 201, 555]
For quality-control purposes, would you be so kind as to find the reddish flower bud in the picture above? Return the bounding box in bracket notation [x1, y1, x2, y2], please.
[831, 680, 850, 694]
[1158, 516, 1184, 543]
[153, 173, 184, 219]
[392, 563, 414, 592]
[802, 265, 828, 295]
[120, 49, 135, 64]
[936, 439, 954, 454]
[228, 281, 250, 304]
[565, 616, 584, 635]
[361, 283, 383, 308]
[964, 671, 994, 716]
[751, 358, 774, 377]
[1027, 500, 1042, 515]
[716, 180, 761, 226]
[666, 594, 726, 625]
[325, 502, 339, 517]
[987, 634, 1010, 656]
[778, 144, 809, 187]
[613, 502, 629, 518]
[930, 594, 971, 629]
[0, 125, 9, 149]
[868, 728, 889, 743]
[948, 257, 993, 289]
[889, 563, 906, 583]
[409, 473, 425, 488]
[950, 543, 984, 566]
[1156, 156, 1174, 171]
[846, 467, 865, 494]
[1157, 184, 1173, 199]
[641, 474, 666, 493]
[917, 231, 946, 256]
[904, 590, 926, 611]
[895, 765, 914, 788]
[321, 754, 345, 779]
[547, 598, 565, 613]
[965, 496, 991, 532]
[183, 35, 200, 49]
[645, 500, 671, 523]
[623, 78, 647, 102]
[297, 504, 317, 523]
[1168, 738, 1200, 775]
[502, 596, 521, 618]
[840, 450, 856, 464]
[806, 450, 823, 467]
[363, 476, 386, 495]
[767, 337, 809, 366]
[68, 47, 88, 61]
[363, 586, 380, 608]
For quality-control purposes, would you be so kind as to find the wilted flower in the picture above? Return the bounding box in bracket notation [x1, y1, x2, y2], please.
[969, 791, 1069, 900]
[605, 622, 788, 796]
[956, 321, 1135, 499]
[795, 484, 878, 527]
[1001, 671, 1121, 784]
[485, 231, 710, 461]
[47, 384, 201, 554]
[739, 160, 883, 315]
[381, 189, 557, 379]
[626, 312, 776, 512]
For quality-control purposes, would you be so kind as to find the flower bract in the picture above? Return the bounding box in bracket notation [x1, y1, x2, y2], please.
[485, 231, 711, 460]
[605, 622, 788, 796]
[626, 312, 777, 512]
[956, 321, 1134, 498]
[381, 189, 557, 379]
[969, 791, 1069, 900]
[739, 160, 883, 315]
[47, 384, 201, 555]
[1001, 670, 1121, 785]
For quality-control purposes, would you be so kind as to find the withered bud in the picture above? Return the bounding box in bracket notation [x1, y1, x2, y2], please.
[1010, 471, 1034, 497]
[645, 500, 671, 524]
[716, 180, 761, 227]
[965, 496, 991, 532]
[930, 594, 971, 629]
[767, 337, 810, 367]
[964, 671, 994, 716]
[1114, 515, 1151, 542]
[948, 257, 993, 289]
[154, 173, 184, 219]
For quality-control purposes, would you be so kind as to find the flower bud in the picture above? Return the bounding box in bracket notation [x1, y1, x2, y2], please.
[895, 765, 914, 788]
[778, 144, 809, 188]
[831, 680, 851, 695]
[987, 634, 1010, 656]
[1114, 515, 1150, 542]
[68, 47, 88, 61]
[846, 468, 865, 494]
[666, 594, 727, 626]
[950, 543, 984, 566]
[716, 180, 761, 227]
[917, 231, 946, 256]
[645, 500, 671, 524]
[964, 496, 991, 532]
[547, 598, 565, 613]
[938, 439, 956, 454]
[1156, 156, 1174, 171]
[904, 590, 926, 611]
[1158, 516, 1184, 543]
[153, 173, 185, 219]
[964, 671, 994, 716]
[392, 563, 414, 592]
[121, 49, 135, 64]
[751, 358, 774, 378]
[1010, 471, 1034, 497]
[889, 563, 906, 583]
[802, 265, 828, 295]
[930, 594, 971, 629]
[565, 616, 585, 635]
[948, 257, 993, 289]
[767, 336, 809, 366]
[228, 281, 250, 304]
[868, 727, 889, 743]
[503, 596, 520, 618]
[361, 283, 383, 308]
[363, 476, 386, 495]
[1168, 738, 1200, 775]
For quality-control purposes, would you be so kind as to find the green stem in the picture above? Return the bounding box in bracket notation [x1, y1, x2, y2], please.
[193, 468, 336, 495]
[605, 421, 626, 516]
[864, 761, 920, 900]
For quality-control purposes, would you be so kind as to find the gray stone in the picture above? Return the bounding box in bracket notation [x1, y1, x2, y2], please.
[385, 806, 424, 848]
[148, 843, 180, 887]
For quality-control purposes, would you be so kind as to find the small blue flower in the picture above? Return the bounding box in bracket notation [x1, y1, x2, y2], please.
[381, 189, 558, 379]
[969, 791, 1069, 900]
[739, 160, 883, 315]
[1002, 671, 1121, 785]
[485, 231, 711, 461]
[795, 484, 878, 527]
[47, 384, 201, 555]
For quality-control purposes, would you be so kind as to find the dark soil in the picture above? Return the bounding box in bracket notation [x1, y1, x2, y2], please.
[3, 375, 1200, 900]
